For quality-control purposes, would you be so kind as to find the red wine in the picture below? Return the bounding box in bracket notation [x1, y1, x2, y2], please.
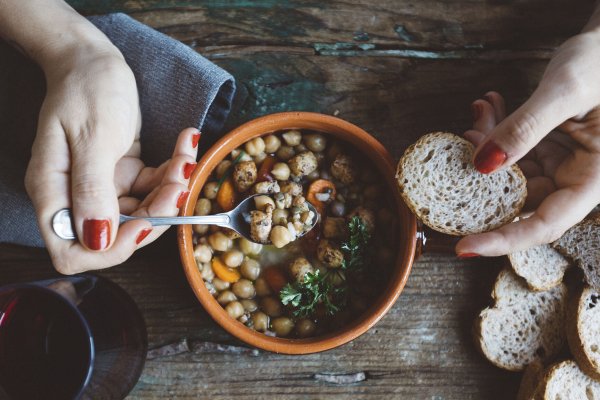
[0, 286, 92, 400]
[0, 276, 147, 400]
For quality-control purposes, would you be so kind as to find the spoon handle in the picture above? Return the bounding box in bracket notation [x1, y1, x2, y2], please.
[119, 214, 231, 226]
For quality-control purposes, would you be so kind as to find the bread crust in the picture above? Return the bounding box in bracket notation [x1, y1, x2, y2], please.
[566, 285, 600, 381]
[395, 132, 527, 236]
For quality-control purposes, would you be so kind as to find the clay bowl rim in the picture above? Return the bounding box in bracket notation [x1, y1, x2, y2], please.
[178, 111, 418, 354]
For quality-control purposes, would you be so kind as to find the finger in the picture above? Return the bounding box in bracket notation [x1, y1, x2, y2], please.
[48, 218, 152, 274]
[70, 133, 122, 251]
[114, 156, 144, 197]
[483, 91, 506, 121]
[516, 159, 543, 178]
[472, 88, 577, 174]
[464, 129, 486, 147]
[119, 196, 141, 215]
[523, 176, 556, 210]
[131, 128, 200, 197]
[472, 99, 497, 135]
[456, 185, 598, 256]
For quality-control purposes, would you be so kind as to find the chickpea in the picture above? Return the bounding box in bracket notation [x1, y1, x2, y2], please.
[225, 301, 245, 319]
[260, 296, 283, 317]
[276, 145, 295, 161]
[205, 281, 217, 297]
[208, 232, 232, 252]
[329, 201, 346, 217]
[271, 317, 295, 337]
[199, 262, 214, 282]
[213, 278, 231, 292]
[264, 135, 281, 153]
[222, 250, 244, 268]
[295, 319, 316, 338]
[240, 259, 261, 280]
[239, 238, 262, 256]
[253, 152, 267, 164]
[294, 144, 307, 153]
[193, 224, 209, 235]
[270, 226, 292, 249]
[223, 229, 240, 240]
[282, 130, 302, 146]
[231, 148, 252, 161]
[238, 314, 249, 324]
[245, 137, 266, 156]
[194, 244, 213, 263]
[232, 279, 256, 299]
[194, 198, 212, 216]
[271, 162, 291, 181]
[241, 299, 258, 312]
[215, 160, 232, 179]
[254, 278, 272, 296]
[272, 208, 289, 225]
[307, 170, 320, 182]
[251, 311, 269, 332]
[203, 182, 219, 200]
[254, 195, 276, 211]
[217, 290, 237, 305]
[304, 133, 327, 152]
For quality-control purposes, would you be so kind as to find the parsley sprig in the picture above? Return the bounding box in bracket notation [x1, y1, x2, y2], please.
[280, 270, 347, 317]
[341, 216, 371, 271]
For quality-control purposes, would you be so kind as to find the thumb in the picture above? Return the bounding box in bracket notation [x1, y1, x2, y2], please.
[71, 138, 120, 251]
[473, 89, 573, 174]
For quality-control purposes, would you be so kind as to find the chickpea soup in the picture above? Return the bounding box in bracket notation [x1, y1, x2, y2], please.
[192, 130, 397, 338]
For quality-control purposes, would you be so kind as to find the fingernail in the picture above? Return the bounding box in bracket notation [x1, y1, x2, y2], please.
[471, 103, 482, 121]
[83, 219, 111, 250]
[136, 228, 153, 244]
[183, 162, 197, 179]
[191, 133, 201, 148]
[457, 252, 480, 258]
[483, 93, 493, 104]
[474, 141, 507, 174]
[177, 191, 190, 208]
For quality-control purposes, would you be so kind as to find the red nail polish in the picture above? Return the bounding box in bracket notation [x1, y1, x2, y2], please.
[471, 103, 482, 121]
[191, 133, 201, 148]
[83, 219, 111, 250]
[457, 252, 480, 258]
[177, 191, 190, 208]
[183, 162, 197, 179]
[474, 141, 507, 174]
[136, 228, 153, 244]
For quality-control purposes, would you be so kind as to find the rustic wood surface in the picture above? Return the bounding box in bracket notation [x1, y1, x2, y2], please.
[1, 0, 596, 398]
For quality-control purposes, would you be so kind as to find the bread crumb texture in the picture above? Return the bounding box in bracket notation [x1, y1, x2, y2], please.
[509, 244, 571, 291]
[539, 360, 600, 400]
[396, 132, 526, 235]
[476, 269, 566, 371]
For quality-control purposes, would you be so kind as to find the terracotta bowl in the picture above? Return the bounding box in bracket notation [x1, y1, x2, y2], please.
[178, 112, 418, 354]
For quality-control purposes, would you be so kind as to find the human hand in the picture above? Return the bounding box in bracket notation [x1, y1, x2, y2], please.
[456, 85, 600, 256]
[25, 47, 200, 274]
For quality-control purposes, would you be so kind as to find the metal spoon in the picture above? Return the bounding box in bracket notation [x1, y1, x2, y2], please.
[51, 194, 320, 244]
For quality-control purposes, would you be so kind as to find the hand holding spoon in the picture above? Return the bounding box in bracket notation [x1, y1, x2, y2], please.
[52, 194, 320, 245]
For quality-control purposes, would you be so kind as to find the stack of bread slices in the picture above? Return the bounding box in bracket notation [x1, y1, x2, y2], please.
[396, 132, 600, 399]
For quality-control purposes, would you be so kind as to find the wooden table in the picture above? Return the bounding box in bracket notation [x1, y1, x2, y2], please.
[0, 1, 595, 398]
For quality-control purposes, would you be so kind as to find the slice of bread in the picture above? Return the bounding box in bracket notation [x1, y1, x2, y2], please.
[474, 269, 567, 371]
[552, 213, 600, 290]
[508, 244, 571, 291]
[517, 360, 545, 400]
[395, 132, 527, 235]
[566, 285, 600, 380]
[536, 360, 600, 399]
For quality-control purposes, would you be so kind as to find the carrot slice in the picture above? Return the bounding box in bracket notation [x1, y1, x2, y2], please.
[256, 155, 276, 182]
[216, 178, 237, 211]
[263, 267, 288, 293]
[212, 258, 240, 283]
[307, 179, 337, 215]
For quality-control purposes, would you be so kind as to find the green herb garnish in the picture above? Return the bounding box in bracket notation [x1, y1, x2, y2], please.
[280, 270, 347, 317]
[341, 216, 371, 271]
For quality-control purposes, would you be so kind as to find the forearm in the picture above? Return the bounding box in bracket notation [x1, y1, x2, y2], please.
[0, 0, 121, 72]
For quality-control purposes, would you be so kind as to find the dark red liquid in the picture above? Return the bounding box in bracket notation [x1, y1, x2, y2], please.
[0, 287, 91, 400]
